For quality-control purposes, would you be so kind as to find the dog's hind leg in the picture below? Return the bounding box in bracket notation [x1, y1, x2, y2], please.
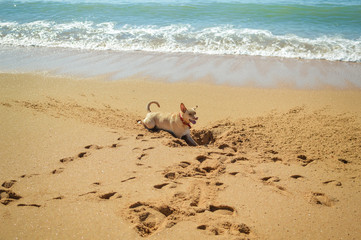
[142, 117, 156, 130]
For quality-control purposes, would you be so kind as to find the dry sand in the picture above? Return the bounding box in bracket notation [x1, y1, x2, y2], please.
[1, 73, 361, 239]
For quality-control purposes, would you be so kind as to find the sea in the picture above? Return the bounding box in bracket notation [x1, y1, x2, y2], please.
[0, 0, 361, 88]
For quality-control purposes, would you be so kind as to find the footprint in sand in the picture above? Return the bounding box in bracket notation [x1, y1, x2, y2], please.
[60, 156, 74, 163]
[197, 221, 250, 236]
[290, 174, 304, 179]
[143, 147, 155, 151]
[17, 203, 41, 208]
[126, 202, 174, 237]
[308, 192, 338, 207]
[79, 191, 97, 197]
[297, 155, 314, 166]
[77, 152, 89, 158]
[99, 192, 121, 200]
[121, 177, 136, 183]
[110, 143, 122, 148]
[230, 157, 248, 163]
[51, 168, 64, 174]
[0, 189, 22, 205]
[20, 173, 39, 178]
[261, 176, 280, 182]
[179, 161, 191, 168]
[195, 155, 208, 163]
[52, 196, 65, 200]
[209, 205, 236, 216]
[153, 183, 169, 189]
[60, 151, 90, 163]
[323, 180, 342, 186]
[2, 180, 17, 188]
[338, 158, 350, 164]
[138, 153, 147, 160]
[84, 144, 103, 150]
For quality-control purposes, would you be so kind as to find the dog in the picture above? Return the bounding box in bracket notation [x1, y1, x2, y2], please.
[140, 101, 199, 146]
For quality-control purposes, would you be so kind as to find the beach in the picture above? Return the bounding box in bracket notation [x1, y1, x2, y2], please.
[1, 70, 361, 239]
[1, 0, 361, 239]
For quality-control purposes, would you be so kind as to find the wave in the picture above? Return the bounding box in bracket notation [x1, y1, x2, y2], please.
[0, 21, 360, 62]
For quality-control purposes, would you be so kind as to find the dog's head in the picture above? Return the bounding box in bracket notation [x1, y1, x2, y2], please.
[180, 103, 198, 125]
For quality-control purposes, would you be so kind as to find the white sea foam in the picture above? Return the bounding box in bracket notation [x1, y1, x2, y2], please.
[0, 21, 360, 62]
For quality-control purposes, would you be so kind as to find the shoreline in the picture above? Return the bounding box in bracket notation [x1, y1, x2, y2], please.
[1, 46, 361, 90]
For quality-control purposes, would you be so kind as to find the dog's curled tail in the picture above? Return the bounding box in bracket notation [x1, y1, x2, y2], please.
[147, 101, 160, 112]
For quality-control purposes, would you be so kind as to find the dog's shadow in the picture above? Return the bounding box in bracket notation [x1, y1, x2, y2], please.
[145, 126, 195, 146]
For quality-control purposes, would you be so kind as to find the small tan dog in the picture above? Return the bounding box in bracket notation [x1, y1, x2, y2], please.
[140, 101, 199, 146]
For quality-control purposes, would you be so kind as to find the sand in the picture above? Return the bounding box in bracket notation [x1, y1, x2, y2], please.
[1, 72, 361, 239]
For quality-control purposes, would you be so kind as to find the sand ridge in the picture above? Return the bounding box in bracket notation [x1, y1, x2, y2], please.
[1, 73, 361, 239]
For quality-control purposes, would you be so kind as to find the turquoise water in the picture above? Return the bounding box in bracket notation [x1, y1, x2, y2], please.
[0, 0, 361, 61]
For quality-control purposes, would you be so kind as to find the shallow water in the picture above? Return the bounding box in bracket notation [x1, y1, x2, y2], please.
[1, 0, 360, 62]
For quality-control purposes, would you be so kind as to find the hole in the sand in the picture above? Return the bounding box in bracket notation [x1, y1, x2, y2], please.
[153, 183, 169, 189]
[78, 152, 88, 158]
[265, 150, 279, 154]
[192, 129, 215, 145]
[271, 157, 282, 162]
[338, 158, 350, 164]
[139, 212, 150, 222]
[297, 155, 307, 160]
[99, 192, 117, 199]
[60, 157, 74, 163]
[215, 182, 224, 186]
[138, 153, 146, 160]
[197, 225, 207, 230]
[218, 144, 229, 150]
[136, 134, 144, 140]
[17, 203, 41, 208]
[290, 175, 303, 179]
[156, 205, 174, 217]
[121, 177, 136, 183]
[166, 222, 177, 228]
[84, 144, 102, 149]
[2, 180, 16, 188]
[129, 202, 144, 209]
[209, 205, 235, 215]
[164, 172, 176, 180]
[1, 200, 13, 205]
[179, 161, 191, 168]
[236, 223, 251, 234]
[203, 166, 216, 173]
[229, 172, 239, 176]
[231, 157, 248, 163]
[51, 168, 64, 174]
[261, 176, 272, 181]
[53, 196, 64, 200]
[195, 155, 207, 163]
[8, 191, 22, 200]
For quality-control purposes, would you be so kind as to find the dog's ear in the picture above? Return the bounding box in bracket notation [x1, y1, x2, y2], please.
[180, 103, 187, 113]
